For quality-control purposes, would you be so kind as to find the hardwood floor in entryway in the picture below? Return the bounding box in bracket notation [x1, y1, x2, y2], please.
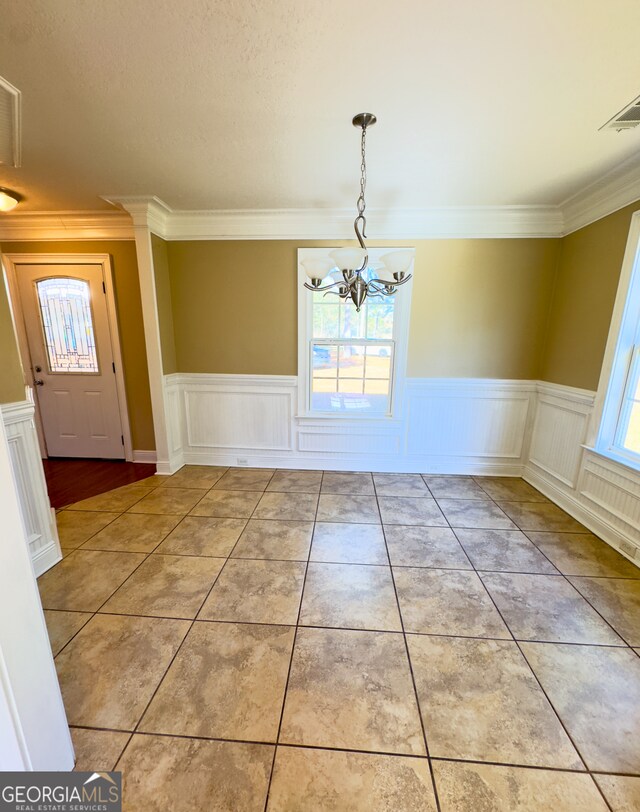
[43, 458, 156, 508]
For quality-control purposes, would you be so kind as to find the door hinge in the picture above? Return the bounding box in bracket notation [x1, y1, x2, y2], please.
[102, 281, 106, 294]
[112, 362, 116, 374]
[121, 435, 125, 445]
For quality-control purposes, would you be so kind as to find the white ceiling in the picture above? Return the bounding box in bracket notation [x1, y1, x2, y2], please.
[1, 0, 640, 213]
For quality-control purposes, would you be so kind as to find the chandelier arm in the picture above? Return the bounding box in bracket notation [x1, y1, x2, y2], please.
[303, 279, 349, 292]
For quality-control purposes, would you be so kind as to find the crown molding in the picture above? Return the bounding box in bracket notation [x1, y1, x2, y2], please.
[561, 153, 640, 235]
[0, 210, 134, 241]
[102, 196, 564, 240]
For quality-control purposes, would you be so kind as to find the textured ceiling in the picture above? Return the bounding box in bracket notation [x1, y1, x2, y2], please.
[1, 0, 640, 212]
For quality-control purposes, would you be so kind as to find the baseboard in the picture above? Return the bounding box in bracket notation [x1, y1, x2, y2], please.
[524, 465, 640, 565]
[30, 540, 62, 578]
[182, 449, 524, 476]
[132, 449, 157, 463]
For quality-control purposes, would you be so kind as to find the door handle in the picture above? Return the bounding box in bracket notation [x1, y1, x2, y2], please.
[34, 379, 44, 386]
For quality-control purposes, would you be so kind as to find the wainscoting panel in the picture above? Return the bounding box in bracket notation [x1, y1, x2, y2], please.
[1, 398, 61, 576]
[524, 382, 640, 565]
[528, 385, 593, 487]
[165, 374, 535, 474]
[406, 380, 533, 462]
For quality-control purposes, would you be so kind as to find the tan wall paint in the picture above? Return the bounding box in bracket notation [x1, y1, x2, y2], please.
[0, 266, 25, 404]
[541, 201, 640, 391]
[167, 238, 561, 380]
[0, 240, 155, 450]
[151, 234, 177, 375]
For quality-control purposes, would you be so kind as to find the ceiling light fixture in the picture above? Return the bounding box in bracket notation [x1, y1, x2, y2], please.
[0, 187, 21, 212]
[302, 113, 412, 312]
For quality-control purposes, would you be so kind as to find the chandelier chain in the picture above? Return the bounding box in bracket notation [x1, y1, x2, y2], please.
[357, 126, 367, 217]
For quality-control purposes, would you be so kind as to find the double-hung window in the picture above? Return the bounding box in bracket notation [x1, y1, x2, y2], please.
[596, 211, 640, 468]
[298, 248, 414, 418]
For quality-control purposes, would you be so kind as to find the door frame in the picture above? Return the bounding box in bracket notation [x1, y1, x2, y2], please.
[2, 253, 134, 461]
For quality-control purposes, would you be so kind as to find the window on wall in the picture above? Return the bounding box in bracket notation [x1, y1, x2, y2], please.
[596, 212, 640, 468]
[298, 248, 414, 417]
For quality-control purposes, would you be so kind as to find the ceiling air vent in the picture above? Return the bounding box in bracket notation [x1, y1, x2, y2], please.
[0, 75, 21, 167]
[600, 94, 640, 132]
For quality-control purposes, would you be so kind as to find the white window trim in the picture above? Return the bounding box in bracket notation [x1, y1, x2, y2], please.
[297, 247, 414, 420]
[590, 209, 640, 470]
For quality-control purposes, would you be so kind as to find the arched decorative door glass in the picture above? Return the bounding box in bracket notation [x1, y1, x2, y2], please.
[35, 278, 99, 373]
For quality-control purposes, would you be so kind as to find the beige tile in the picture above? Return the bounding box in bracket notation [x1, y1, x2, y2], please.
[423, 475, 491, 500]
[254, 491, 319, 521]
[373, 473, 429, 497]
[56, 613, 189, 730]
[594, 775, 640, 812]
[526, 532, 640, 578]
[437, 499, 517, 530]
[482, 572, 623, 645]
[300, 563, 402, 631]
[70, 727, 129, 772]
[158, 465, 227, 489]
[80, 512, 181, 553]
[454, 528, 558, 574]
[128, 487, 207, 515]
[66, 485, 154, 512]
[497, 502, 586, 532]
[117, 734, 272, 812]
[139, 621, 294, 741]
[407, 636, 581, 768]
[378, 496, 447, 526]
[316, 494, 380, 523]
[231, 519, 313, 561]
[199, 559, 305, 624]
[310, 522, 388, 564]
[521, 641, 640, 772]
[213, 468, 274, 491]
[155, 516, 246, 557]
[267, 469, 323, 492]
[56, 510, 120, 548]
[433, 761, 607, 812]
[191, 489, 262, 518]
[102, 554, 224, 619]
[475, 476, 548, 502]
[385, 526, 472, 568]
[395, 568, 510, 638]
[321, 472, 375, 495]
[44, 609, 92, 655]
[268, 747, 437, 812]
[38, 549, 146, 611]
[568, 576, 640, 645]
[280, 627, 425, 755]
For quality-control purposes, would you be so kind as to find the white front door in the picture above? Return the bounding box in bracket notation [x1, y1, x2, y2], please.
[16, 264, 125, 458]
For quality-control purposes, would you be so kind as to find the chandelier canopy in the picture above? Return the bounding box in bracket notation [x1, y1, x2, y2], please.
[302, 113, 412, 312]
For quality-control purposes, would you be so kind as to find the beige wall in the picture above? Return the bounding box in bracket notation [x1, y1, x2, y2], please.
[167, 238, 561, 380]
[0, 268, 25, 404]
[151, 235, 177, 375]
[0, 240, 155, 450]
[541, 201, 640, 391]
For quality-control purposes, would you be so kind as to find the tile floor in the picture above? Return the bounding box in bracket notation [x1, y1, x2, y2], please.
[40, 467, 640, 811]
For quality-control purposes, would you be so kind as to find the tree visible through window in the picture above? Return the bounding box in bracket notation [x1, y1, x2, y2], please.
[310, 267, 396, 414]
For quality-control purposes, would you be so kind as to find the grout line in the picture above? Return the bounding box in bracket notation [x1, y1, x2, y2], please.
[262, 469, 322, 812]
[373, 477, 442, 812]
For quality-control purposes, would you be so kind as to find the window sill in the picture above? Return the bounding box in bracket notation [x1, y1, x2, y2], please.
[297, 411, 400, 423]
[583, 445, 640, 476]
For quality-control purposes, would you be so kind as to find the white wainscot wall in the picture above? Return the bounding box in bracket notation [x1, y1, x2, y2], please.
[164, 373, 640, 565]
[163, 373, 536, 475]
[525, 382, 640, 565]
[1, 398, 61, 576]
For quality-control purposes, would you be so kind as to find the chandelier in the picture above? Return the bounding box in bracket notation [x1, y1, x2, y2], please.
[302, 113, 413, 312]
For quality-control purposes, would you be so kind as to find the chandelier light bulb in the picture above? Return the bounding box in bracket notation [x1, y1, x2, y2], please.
[0, 187, 21, 212]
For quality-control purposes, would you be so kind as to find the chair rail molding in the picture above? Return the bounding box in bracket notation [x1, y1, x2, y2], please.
[0, 398, 61, 576]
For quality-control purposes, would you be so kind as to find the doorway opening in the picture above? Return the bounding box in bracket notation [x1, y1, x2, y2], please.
[2, 253, 133, 461]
